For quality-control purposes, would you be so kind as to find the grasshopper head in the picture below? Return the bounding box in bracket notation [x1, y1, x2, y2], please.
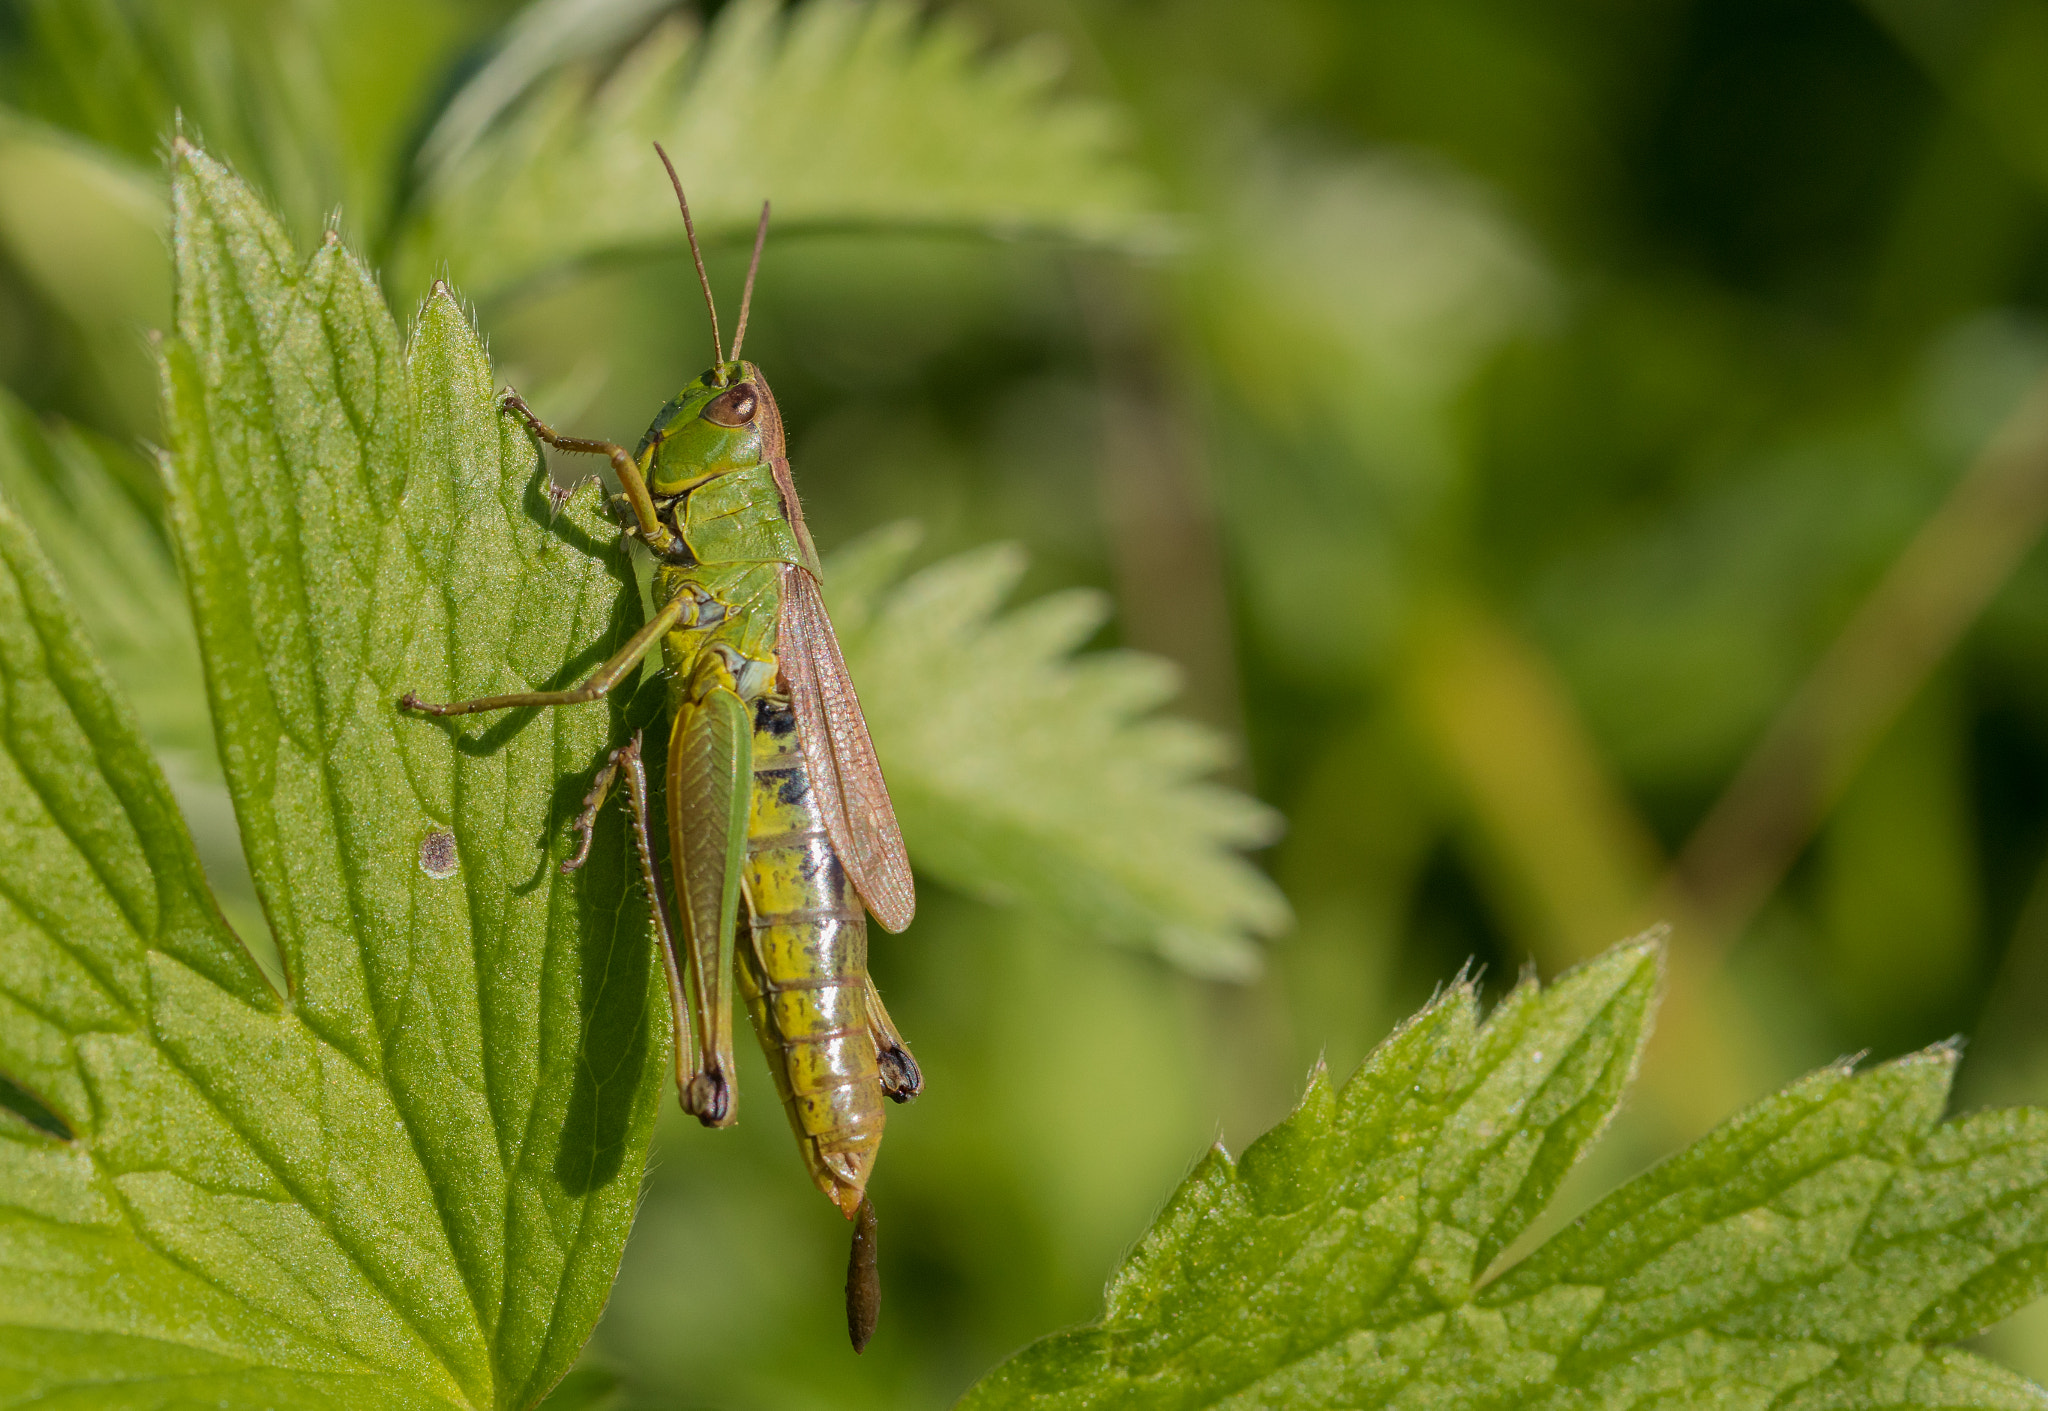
[644, 142, 782, 495]
[639, 359, 785, 496]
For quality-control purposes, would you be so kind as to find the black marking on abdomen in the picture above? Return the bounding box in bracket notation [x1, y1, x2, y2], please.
[755, 696, 798, 736]
[754, 764, 811, 806]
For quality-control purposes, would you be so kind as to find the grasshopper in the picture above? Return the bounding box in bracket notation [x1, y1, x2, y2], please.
[401, 144, 918, 1352]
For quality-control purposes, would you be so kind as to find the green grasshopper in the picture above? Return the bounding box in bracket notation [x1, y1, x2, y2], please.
[400, 144, 919, 1352]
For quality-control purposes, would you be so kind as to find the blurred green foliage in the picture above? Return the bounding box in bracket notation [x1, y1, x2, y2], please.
[5, 0, 2048, 1405]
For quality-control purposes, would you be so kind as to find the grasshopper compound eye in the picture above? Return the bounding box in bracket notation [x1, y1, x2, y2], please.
[703, 382, 759, 427]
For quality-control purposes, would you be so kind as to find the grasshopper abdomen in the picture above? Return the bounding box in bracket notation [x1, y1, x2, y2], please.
[738, 696, 887, 1215]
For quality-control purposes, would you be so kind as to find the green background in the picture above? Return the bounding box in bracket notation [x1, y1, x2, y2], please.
[6, 0, 2048, 1405]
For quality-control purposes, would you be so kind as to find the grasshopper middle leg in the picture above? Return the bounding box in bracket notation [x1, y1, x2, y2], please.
[398, 592, 685, 718]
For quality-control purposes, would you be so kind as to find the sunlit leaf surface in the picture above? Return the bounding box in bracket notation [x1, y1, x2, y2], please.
[0, 141, 667, 1410]
[965, 938, 2048, 1409]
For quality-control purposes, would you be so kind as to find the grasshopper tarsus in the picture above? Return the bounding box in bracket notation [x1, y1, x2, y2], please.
[562, 736, 636, 873]
[863, 976, 921, 1102]
[877, 1044, 921, 1103]
[686, 1069, 732, 1126]
[545, 477, 574, 521]
[500, 385, 616, 460]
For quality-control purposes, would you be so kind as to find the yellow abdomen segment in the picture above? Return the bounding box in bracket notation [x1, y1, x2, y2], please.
[736, 696, 883, 1217]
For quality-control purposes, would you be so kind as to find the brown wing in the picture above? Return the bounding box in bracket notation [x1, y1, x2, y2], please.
[778, 561, 916, 932]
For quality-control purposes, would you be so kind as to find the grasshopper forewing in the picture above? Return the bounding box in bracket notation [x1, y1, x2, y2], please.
[777, 561, 916, 934]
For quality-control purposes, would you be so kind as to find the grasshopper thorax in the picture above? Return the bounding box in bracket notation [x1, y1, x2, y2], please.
[636, 358, 784, 497]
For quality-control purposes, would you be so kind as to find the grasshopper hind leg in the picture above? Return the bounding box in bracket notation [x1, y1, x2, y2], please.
[862, 974, 922, 1103]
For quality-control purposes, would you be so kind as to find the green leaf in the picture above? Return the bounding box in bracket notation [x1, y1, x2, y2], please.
[0, 443, 449, 1409]
[405, 0, 1164, 298]
[962, 936, 2048, 1409]
[0, 139, 667, 1408]
[0, 387, 286, 990]
[827, 525, 1289, 979]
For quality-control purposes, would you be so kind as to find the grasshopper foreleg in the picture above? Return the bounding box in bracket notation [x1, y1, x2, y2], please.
[501, 387, 676, 554]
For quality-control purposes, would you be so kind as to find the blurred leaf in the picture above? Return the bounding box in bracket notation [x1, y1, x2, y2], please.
[0, 112, 166, 326]
[1209, 147, 1552, 435]
[406, 0, 1164, 297]
[963, 937, 2048, 1409]
[0, 0, 175, 166]
[1199, 145, 1552, 679]
[828, 525, 1289, 980]
[1820, 679, 1980, 1045]
[4, 0, 491, 245]
[1530, 415, 1954, 802]
[0, 138, 669, 1407]
[1401, 597, 1662, 972]
[0, 388, 208, 767]
[1863, 0, 2048, 202]
[0, 111, 169, 430]
[0, 385, 282, 987]
[416, 0, 679, 180]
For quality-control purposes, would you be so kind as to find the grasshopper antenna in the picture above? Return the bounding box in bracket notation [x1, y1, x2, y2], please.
[654, 141, 723, 369]
[729, 201, 771, 365]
